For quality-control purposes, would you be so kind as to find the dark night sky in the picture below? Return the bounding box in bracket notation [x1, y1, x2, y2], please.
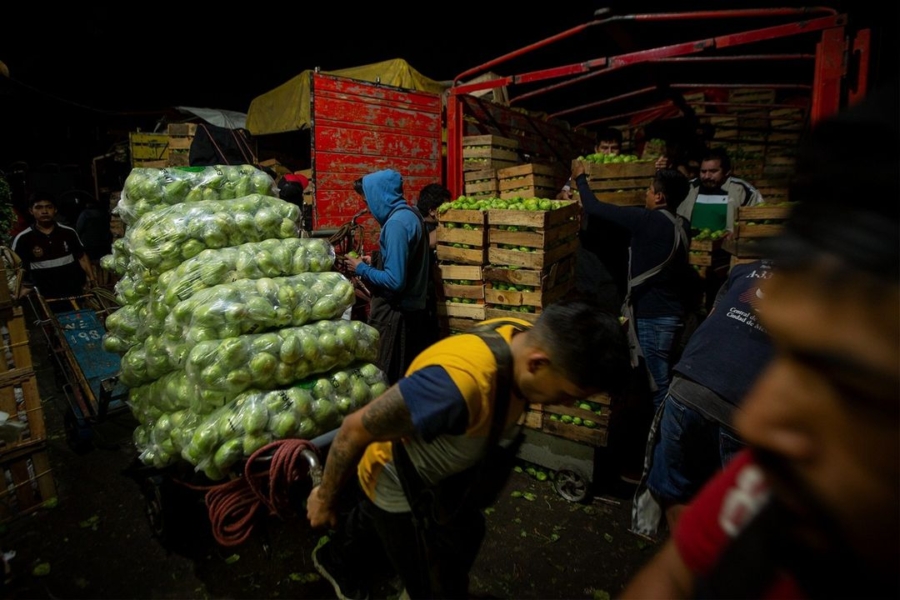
[1, 1, 895, 173]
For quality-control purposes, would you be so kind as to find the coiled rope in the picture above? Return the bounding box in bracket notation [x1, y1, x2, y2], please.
[202, 438, 319, 547]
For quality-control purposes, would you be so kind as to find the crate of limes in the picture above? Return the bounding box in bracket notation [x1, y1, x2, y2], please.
[436, 264, 484, 303]
[436, 200, 487, 266]
[483, 256, 575, 314]
[530, 393, 612, 447]
[497, 163, 562, 201]
[486, 200, 580, 269]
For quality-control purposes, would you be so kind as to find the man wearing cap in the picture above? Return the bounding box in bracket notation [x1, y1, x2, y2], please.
[621, 83, 899, 599]
[12, 191, 95, 299]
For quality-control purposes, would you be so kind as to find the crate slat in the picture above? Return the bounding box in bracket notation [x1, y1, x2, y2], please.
[0, 447, 56, 524]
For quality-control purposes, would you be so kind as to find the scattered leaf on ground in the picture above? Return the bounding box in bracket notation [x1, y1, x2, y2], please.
[224, 554, 240, 564]
[593, 589, 611, 600]
[32, 562, 51, 576]
[43, 497, 59, 509]
[603, 533, 614, 543]
[289, 572, 320, 583]
[78, 515, 100, 528]
[484, 507, 495, 515]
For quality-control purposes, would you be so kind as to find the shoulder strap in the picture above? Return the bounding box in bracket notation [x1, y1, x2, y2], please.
[627, 210, 688, 291]
[391, 321, 522, 513]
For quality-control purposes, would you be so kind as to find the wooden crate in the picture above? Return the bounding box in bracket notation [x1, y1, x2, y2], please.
[733, 205, 793, 239]
[0, 446, 56, 524]
[462, 134, 520, 173]
[463, 134, 518, 154]
[0, 264, 24, 308]
[769, 107, 806, 130]
[465, 179, 498, 196]
[488, 218, 580, 252]
[688, 237, 724, 268]
[483, 255, 575, 291]
[496, 163, 562, 197]
[581, 160, 654, 206]
[521, 393, 612, 447]
[487, 201, 579, 230]
[129, 132, 169, 168]
[722, 236, 768, 259]
[484, 279, 573, 310]
[584, 161, 656, 180]
[436, 209, 488, 265]
[167, 123, 196, 167]
[484, 306, 540, 324]
[463, 158, 518, 173]
[442, 316, 483, 335]
[499, 186, 559, 201]
[437, 264, 484, 302]
[0, 372, 45, 455]
[488, 237, 579, 270]
[1, 306, 33, 380]
[727, 88, 776, 111]
[437, 301, 485, 321]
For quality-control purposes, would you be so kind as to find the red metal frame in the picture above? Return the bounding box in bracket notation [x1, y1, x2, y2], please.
[447, 8, 860, 197]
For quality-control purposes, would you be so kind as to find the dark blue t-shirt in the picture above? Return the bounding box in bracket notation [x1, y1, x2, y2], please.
[575, 175, 687, 318]
[673, 261, 775, 408]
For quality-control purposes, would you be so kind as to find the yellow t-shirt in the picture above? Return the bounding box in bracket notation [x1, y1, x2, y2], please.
[357, 318, 531, 512]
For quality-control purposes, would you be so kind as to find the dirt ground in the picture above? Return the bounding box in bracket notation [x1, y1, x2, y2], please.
[2, 303, 664, 600]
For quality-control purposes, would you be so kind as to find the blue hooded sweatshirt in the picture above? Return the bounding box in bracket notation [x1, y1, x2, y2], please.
[355, 169, 429, 311]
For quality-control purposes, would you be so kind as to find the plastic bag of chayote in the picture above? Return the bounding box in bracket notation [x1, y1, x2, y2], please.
[163, 271, 355, 344]
[179, 362, 388, 479]
[124, 194, 300, 274]
[118, 165, 276, 226]
[154, 237, 335, 307]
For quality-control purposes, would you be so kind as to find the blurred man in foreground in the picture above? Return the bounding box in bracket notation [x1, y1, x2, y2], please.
[621, 83, 899, 599]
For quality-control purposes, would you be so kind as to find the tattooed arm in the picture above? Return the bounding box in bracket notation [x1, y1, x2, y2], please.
[306, 383, 415, 528]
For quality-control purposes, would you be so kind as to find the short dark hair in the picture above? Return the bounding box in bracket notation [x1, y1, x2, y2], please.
[278, 181, 304, 206]
[530, 299, 630, 395]
[702, 147, 732, 173]
[597, 128, 623, 145]
[352, 177, 364, 196]
[417, 183, 451, 215]
[653, 169, 690, 213]
[28, 191, 56, 207]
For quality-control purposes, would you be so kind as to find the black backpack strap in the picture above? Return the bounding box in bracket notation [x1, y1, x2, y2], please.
[391, 320, 525, 515]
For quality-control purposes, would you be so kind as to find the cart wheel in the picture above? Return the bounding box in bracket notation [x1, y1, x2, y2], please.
[554, 468, 589, 503]
[64, 407, 93, 454]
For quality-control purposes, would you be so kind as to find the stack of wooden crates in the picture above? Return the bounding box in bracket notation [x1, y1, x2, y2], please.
[128, 123, 199, 168]
[435, 198, 579, 333]
[0, 263, 55, 524]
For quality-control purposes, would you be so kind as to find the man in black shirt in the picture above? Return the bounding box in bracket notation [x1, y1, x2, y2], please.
[12, 191, 95, 300]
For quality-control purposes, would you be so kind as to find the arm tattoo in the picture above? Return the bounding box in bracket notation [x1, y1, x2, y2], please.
[317, 384, 415, 505]
[361, 385, 415, 439]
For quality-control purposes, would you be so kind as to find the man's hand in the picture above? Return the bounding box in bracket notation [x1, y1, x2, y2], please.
[342, 255, 364, 272]
[571, 159, 586, 180]
[556, 188, 573, 200]
[655, 155, 669, 170]
[307, 485, 338, 529]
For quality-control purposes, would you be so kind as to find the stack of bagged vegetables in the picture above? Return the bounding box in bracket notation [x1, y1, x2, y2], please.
[100, 165, 387, 480]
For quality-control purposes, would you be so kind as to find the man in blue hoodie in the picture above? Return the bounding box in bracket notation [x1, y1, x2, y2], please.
[342, 169, 430, 384]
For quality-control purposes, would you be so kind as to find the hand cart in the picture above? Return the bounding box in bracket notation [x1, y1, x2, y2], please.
[134, 428, 336, 555]
[27, 288, 131, 452]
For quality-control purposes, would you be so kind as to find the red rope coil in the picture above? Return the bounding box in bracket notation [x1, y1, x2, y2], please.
[202, 438, 319, 547]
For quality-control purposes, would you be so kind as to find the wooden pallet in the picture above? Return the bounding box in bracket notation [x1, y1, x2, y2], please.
[0, 371, 45, 455]
[1, 306, 33, 381]
[0, 446, 56, 524]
